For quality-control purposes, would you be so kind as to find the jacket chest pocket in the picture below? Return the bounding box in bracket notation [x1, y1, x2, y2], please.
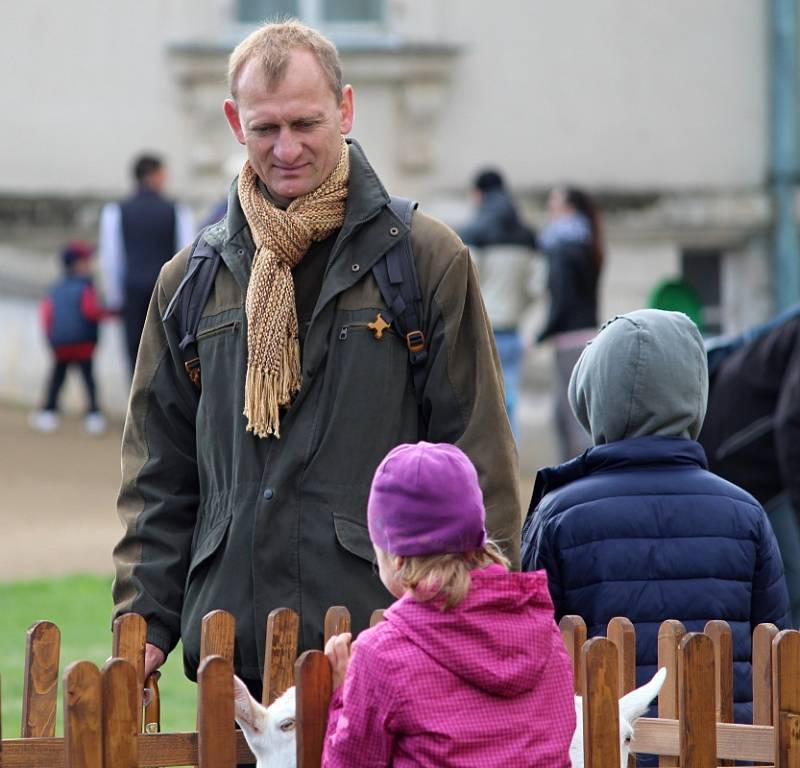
[195, 309, 246, 435]
[337, 319, 400, 343]
[196, 319, 241, 342]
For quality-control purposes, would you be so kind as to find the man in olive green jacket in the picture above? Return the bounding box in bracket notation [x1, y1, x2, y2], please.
[112, 20, 519, 689]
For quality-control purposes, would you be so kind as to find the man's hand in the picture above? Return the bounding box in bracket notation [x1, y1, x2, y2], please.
[324, 632, 353, 691]
[145, 642, 166, 680]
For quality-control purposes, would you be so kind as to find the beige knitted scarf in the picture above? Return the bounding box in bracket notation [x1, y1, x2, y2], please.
[238, 138, 350, 438]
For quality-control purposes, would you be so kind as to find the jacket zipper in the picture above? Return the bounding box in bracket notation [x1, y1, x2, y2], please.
[338, 321, 396, 342]
[196, 320, 240, 341]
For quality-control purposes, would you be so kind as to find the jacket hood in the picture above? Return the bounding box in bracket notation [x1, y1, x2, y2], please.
[384, 565, 558, 697]
[568, 309, 708, 444]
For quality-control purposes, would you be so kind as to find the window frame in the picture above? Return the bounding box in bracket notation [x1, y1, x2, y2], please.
[234, 0, 386, 37]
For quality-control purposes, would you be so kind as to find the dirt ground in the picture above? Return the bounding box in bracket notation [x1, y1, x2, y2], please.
[0, 402, 125, 580]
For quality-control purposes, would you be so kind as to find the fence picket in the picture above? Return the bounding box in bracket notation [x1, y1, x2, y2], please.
[143, 673, 161, 734]
[581, 637, 620, 768]
[112, 614, 147, 730]
[369, 609, 385, 627]
[753, 623, 778, 726]
[263, 607, 299, 707]
[773, 629, 800, 767]
[197, 655, 236, 768]
[323, 606, 351, 646]
[63, 661, 102, 768]
[21, 621, 60, 738]
[559, 615, 587, 695]
[657, 619, 685, 767]
[295, 650, 332, 768]
[678, 633, 716, 767]
[705, 620, 734, 765]
[101, 659, 138, 768]
[200, 610, 235, 664]
[608, 617, 636, 768]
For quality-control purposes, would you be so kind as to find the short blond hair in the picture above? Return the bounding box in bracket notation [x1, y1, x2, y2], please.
[393, 539, 511, 611]
[228, 19, 343, 102]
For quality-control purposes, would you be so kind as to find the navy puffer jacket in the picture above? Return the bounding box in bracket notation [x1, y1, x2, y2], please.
[521, 435, 791, 723]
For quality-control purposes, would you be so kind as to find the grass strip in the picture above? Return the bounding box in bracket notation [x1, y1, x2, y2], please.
[0, 573, 196, 737]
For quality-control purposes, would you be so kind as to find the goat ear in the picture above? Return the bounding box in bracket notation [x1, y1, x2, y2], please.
[620, 667, 667, 722]
[233, 675, 262, 733]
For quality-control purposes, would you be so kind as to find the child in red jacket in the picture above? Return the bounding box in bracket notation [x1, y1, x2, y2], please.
[323, 442, 575, 767]
[30, 241, 108, 435]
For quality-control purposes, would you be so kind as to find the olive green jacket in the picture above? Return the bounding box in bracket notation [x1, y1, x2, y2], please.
[112, 141, 520, 681]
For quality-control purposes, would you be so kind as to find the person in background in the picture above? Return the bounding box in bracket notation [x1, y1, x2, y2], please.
[459, 169, 538, 433]
[537, 186, 603, 461]
[30, 241, 108, 435]
[323, 442, 574, 767]
[700, 307, 800, 625]
[522, 309, 790, 733]
[98, 153, 195, 376]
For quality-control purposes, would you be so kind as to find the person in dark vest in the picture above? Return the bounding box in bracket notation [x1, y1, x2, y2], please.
[30, 241, 108, 435]
[98, 154, 195, 376]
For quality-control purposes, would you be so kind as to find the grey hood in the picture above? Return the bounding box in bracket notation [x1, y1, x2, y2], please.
[568, 309, 708, 444]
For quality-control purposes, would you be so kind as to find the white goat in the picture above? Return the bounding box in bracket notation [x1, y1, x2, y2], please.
[234, 677, 297, 768]
[233, 667, 666, 768]
[570, 667, 667, 768]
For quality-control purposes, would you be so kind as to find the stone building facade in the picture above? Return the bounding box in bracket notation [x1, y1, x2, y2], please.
[0, 0, 789, 424]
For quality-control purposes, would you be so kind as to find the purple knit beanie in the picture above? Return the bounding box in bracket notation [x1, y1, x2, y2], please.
[367, 442, 488, 557]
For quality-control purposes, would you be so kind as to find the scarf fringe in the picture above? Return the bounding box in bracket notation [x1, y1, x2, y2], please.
[244, 337, 302, 439]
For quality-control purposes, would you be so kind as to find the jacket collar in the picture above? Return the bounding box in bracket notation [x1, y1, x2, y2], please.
[208, 138, 394, 294]
[530, 436, 708, 509]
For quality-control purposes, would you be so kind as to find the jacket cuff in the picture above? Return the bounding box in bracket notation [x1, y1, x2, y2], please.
[146, 621, 177, 656]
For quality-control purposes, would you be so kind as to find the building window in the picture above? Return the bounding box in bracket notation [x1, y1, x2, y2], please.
[236, 0, 384, 27]
[681, 249, 723, 335]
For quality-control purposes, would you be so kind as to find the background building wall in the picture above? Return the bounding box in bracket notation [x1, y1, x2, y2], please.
[0, 0, 769, 196]
[0, 0, 785, 419]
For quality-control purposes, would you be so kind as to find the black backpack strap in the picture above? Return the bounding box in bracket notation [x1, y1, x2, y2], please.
[162, 235, 221, 388]
[371, 196, 428, 404]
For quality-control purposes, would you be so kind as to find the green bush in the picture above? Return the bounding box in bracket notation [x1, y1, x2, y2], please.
[0, 574, 196, 737]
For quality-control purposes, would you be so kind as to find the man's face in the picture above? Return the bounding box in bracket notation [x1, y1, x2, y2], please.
[224, 49, 354, 201]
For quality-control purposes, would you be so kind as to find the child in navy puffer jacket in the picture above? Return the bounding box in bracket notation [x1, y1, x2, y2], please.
[522, 309, 791, 751]
[30, 241, 109, 435]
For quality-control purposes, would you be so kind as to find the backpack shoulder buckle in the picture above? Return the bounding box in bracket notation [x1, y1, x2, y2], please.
[405, 329, 426, 354]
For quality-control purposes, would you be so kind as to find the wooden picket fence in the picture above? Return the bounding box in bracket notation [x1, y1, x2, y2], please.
[560, 615, 800, 767]
[0, 605, 382, 767]
[1, 608, 798, 766]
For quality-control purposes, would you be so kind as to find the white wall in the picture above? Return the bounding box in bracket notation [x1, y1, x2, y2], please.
[0, 0, 769, 199]
[428, 0, 768, 191]
[0, 0, 227, 197]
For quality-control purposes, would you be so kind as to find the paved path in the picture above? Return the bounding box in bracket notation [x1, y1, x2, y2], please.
[0, 403, 125, 580]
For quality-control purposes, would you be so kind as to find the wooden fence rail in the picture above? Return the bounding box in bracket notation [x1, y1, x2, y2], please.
[4, 611, 800, 766]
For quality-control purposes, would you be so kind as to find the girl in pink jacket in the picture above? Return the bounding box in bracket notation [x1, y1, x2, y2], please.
[323, 441, 575, 767]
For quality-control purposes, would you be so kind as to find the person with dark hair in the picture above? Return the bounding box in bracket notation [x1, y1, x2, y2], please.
[30, 241, 109, 435]
[98, 153, 194, 376]
[537, 185, 604, 460]
[459, 168, 537, 432]
[700, 308, 800, 624]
